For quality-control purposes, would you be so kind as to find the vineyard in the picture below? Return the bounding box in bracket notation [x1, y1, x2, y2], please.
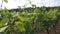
[0, 7, 60, 34]
[0, 0, 60, 34]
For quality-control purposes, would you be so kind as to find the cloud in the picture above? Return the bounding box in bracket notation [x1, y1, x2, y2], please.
[30, 0, 55, 7]
[0, 0, 60, 9]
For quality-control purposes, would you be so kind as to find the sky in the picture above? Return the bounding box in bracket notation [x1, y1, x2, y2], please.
[0, 0, 60, 9]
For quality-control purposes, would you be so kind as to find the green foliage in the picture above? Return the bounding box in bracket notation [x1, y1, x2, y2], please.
[0, 7, 60, 34]
[38, 8, 58, 31]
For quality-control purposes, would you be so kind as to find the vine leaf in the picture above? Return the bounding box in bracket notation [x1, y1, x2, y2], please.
[15, 21, 25, 32]
[4, 0, 8, 3]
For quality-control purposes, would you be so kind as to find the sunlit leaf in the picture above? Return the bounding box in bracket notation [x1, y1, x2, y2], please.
[15, 21, 25, 32]
[0, 17, 9, 28]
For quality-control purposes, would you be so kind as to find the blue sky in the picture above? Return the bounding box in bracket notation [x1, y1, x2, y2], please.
[0, 0, 60, 9]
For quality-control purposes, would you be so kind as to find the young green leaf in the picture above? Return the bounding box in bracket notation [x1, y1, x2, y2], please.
[4, 0, 8, 3]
